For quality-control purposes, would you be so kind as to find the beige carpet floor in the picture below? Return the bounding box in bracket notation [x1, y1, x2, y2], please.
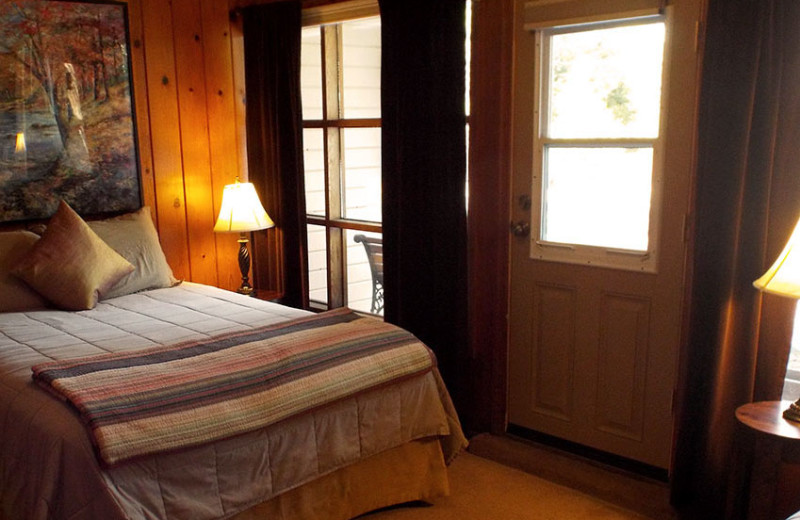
[466, 434, 675, 519]
[361, 452, 650, 520]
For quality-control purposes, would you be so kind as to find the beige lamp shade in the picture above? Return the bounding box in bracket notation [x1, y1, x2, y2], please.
[214, 181, 274, 233]
[753, 216, 800, 299]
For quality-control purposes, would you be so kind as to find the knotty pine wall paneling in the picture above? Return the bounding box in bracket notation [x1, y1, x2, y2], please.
[134, 0, 245, 292]
[170, 0, 219, 287]
[125, 0, 157, 226]
[140, 0, 191, 280]
[228, 10, 249, 183]
[131, 0, 330, 294]
[200, 0, 246, 291]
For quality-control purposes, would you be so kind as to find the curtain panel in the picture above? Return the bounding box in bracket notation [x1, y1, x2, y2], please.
[241, 1, 309, 309]
[671, 0, 800, 517]
[378, 0, 469, 411]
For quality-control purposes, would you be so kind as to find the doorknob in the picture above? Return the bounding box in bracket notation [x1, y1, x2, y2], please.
[510, 221, 530, 237]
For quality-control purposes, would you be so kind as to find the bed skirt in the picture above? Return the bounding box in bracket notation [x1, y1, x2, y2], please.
[229, 437, 449, 520]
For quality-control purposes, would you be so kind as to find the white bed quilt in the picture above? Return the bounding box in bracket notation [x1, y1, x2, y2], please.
[0, 283, 461, 520]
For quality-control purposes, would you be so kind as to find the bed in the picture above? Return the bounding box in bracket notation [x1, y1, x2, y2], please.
[0, 202, 467, 520]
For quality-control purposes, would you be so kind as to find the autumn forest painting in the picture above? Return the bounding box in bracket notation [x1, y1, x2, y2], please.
[0, 0, 140, 223]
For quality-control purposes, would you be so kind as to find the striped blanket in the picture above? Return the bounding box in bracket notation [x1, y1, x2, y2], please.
[31, 308, 435, 466]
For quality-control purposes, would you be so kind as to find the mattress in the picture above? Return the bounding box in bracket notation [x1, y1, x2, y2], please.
[0, 282, 466, 520]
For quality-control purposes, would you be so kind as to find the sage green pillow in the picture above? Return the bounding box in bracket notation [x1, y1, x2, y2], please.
[89, 207, 178, 299]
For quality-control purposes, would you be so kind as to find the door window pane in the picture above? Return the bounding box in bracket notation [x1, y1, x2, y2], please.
[547, 22, 665, 139]
[534, 18, 665, 268]
[543, 147, 653, 251]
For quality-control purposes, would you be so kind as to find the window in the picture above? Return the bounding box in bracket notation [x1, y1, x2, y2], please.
[301, 15, 382, 315]
[301, 2, 472, 313]
[531, 18, 666, 271]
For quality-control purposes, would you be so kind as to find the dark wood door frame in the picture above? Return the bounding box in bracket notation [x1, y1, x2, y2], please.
[465, 0, 514, 435]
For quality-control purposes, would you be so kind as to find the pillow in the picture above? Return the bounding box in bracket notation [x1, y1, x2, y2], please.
[0, 231, 49, 312]
[12, 201, 135, 311]
[88, 207, 179, 299]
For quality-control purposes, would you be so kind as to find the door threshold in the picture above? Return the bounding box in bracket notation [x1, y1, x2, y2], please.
[507, 423, 669, 482]
[468, 431, 676, 520]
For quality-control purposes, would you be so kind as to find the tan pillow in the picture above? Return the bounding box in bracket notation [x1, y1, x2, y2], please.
[12, 201, 134, 311]
[0, 231, 49, 312]
[88, 207, 178, 299]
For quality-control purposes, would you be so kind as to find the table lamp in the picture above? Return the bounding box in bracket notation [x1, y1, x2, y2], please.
[214, 179, 274, 296]
[753, 215, 800, 422]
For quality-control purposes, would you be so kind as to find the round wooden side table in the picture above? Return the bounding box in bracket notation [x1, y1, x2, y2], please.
[736, 401, 800, 520]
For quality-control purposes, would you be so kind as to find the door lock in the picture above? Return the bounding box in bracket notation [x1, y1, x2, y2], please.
[510, 221, 530, 237]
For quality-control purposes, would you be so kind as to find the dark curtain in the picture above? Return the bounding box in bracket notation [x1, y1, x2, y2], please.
[241, 1, 309, 309]
[671, 1, 800, 517]
[379, 0, 469, 412]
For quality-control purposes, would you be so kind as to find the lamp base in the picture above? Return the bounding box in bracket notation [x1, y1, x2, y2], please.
[237, 234, 255, 297]
[783, 399, 800, 423]
[237, 286, 254, 297]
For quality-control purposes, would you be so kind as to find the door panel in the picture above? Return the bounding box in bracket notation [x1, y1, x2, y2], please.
[508, 0, 703, 470]
[595, 293, 650, 441]
[530, 283, 576, 420]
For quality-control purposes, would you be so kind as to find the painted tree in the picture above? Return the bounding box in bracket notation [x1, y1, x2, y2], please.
[0, 2, 71, 148]
[0, 1, 127, 149]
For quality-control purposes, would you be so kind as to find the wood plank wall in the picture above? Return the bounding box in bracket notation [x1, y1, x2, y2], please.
[128, 0, 340, 294]
[128, 0, 253, 292]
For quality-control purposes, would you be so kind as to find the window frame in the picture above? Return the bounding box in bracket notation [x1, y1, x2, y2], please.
[302, 13, 382, 311]
[529, 15, 667, 273]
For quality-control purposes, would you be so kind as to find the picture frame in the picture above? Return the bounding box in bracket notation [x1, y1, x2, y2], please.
[0, 0, 141, 223]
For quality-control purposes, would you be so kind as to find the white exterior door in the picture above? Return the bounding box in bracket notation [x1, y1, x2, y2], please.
[507, 0, 705, 469]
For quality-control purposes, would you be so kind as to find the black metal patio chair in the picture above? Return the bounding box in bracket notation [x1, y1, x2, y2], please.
[354, 234, 383, 314]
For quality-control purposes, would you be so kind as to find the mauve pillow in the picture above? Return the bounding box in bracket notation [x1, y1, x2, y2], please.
[12, 201, 134, 311]
[88, 207, 179, 299]
[0, 231, 49, 312]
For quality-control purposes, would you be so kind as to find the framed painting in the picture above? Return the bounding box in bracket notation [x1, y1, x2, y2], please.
[0, 0, 141, 223]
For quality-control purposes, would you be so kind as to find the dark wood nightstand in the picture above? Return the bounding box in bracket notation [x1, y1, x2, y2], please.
[248, 288, 281, 302]
[736, 401, 800, 520]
